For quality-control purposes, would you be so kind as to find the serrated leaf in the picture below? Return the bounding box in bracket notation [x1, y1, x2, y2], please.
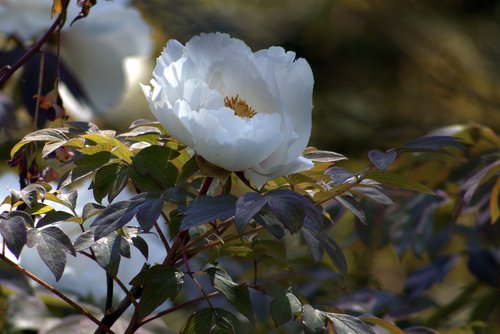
[303, 150, 347, 162]
[180, 195, 237, 231]
[92, 232, 127, 275]
[367, 172, 434, 195]
[205, 266, 255, 324]
[26, 226, 75, 280]
[92, 163, 129, 203]
[302, 305, 326, 334]
[335, 195, 366, 224]
[319, 235, 347, 274]
[234, 192, 267, 232]
[181, 308, 213, 334]
[130, 265, 184, 318]
[368, 149, 397, 171]
[0, 212, 29, 258]
[325, 313, 375, 334]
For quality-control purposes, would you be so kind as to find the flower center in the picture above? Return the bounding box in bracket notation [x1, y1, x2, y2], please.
[224, 95, 256, 119]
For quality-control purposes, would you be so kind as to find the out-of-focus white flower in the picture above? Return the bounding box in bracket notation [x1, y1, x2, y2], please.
[0, 0, 152, 122]
[142, 33, 314, 187]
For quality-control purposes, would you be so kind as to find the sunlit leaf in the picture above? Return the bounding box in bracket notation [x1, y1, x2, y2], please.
[301, 305, 326, 334]
[303, 150, 347, 162]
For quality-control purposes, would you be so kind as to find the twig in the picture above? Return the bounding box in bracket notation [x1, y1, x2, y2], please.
[0, 15, 62, 87]
[0, 253, 113, 333]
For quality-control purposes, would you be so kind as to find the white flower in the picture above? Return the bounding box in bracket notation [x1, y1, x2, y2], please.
[0, 0, 152, 119]
[141, 33, 314, 187]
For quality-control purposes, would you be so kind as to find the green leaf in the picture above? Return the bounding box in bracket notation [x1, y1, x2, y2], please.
[73, 230, 95, 252]
[205, 266, 255, 324]
[58, 151, 112, 189]
[177, 154, 200, 184]
[92, 163, 129, 203]
[92, 231, 128, 275]
[26, 226, 75, 280]
[319, 235, 347, 273]
[301, 305, 326, 334]
[0, 212, 30, 258]
[367, 172, 435, 195]
[131, 145, 180, 191]
[130, 265, 184, 318]
[325, 313, 375, 334]
[361, 317, 404, 334]
[269, 286, 302, 327]
[212, 308, 243, 333]
[181, 308, 213, 334]
[11, 128, 69, 158]
[36, 211, 73, 228]
[180, 195, 237, 231]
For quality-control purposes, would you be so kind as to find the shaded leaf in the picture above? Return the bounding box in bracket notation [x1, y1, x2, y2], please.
[92, 163, 129, 203]
[335, 195, 366, 224]
[205, 266, 255, 324]
[92, 232, 127, 275]
[36, 211, 73, 228]
[0, 212, 30, 258]
[181, 308, 213, 334]
[58, 151, 112, 189]
[325, 313, 375, 334]
[325, 167, 355, 185]
[180, 195, 237, 231]
[254, 213, 287, 239]
[130, 265, 184, 318]
[26, 226, 75, 280]
[301, 228, 323, 262]
[73, 230, 95, 252]
[131, 236, 149, 259]
[403, 136, 463, 151]
[301, 304, 326, 334]
[319, 235, 348, 274]
[361, 317, 404, 334]
[234, 192, 267, 232]
[404, 256, 458, 297]
[351, 186, 393, 205]
[265, 189, 306, 233]
[404, 327, 439, 334]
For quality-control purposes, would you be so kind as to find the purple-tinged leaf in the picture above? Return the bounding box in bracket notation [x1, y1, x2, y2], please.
[404, 256, 458, 297]
[180, 195, 237, 231]
[0, 212, 30, 258]
[92, 192, 164, 239]
[26, 226, 75, 281]
[325, 167, 354, 185]
[461, 160, 500, 205]
[254, 213, 287, 239]
[235, 192, 267, 232]
[404, 327, 439, 334]
[265, 189, 306, 233]
[352, 186, 393, 205]
[131, 236, 149, 259]
[301, 228, 324, 262]
[368, 149, 397, 171]
[319, 235, 348, 274]
[368, 172, 434, 195]
[403, 135, 464, 151]
[303, 150, 347, 163]
[335, 195, 367, 224]
[73, 230, 95, 252]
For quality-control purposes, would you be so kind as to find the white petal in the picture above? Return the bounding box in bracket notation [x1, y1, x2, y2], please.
[187, 109, 285, 171]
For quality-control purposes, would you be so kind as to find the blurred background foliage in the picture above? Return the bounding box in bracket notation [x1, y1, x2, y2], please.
[134, 0, 500, 156]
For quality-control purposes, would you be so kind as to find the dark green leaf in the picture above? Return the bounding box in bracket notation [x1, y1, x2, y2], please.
[368, 149, 397, 171]
[131, 145, 179, 190]
[0, 212, 29, 258]
[205, 266, 255, 324]
[177, 154, 200, 184]
[26, 226, 75, 280]
[131, 236, 149, 259]
[181, 308, 213, 334]
[36, 211, 73, 228]
[404, 326, 439, 334]
[82, 202, 105, 221]
[325, 313, 375, 334]
[130, 265, 184, 318]
[301, 228, 323, 262]
[180, 195, 237, 231]
[213, 308, 242, 334]
[254, 212, 287, 239]
[301, 305, 326, 334]
[92, 163, 129, 203]
[58, 151, 112, 189]
[235, 192, 267, 232]
[270, 288, 302, 326]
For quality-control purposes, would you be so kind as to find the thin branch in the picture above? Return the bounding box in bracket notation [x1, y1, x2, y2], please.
[0, 254, 113, 334]
[154, 221, 170, 252]
[139, 291, 221, 326]
[0, 15, 62, 87]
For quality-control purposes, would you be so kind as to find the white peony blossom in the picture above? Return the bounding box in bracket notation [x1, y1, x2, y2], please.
[142, 33, 314, 187]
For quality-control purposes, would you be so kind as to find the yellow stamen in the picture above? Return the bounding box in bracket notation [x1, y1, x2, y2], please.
[224, 95, 256, 119]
